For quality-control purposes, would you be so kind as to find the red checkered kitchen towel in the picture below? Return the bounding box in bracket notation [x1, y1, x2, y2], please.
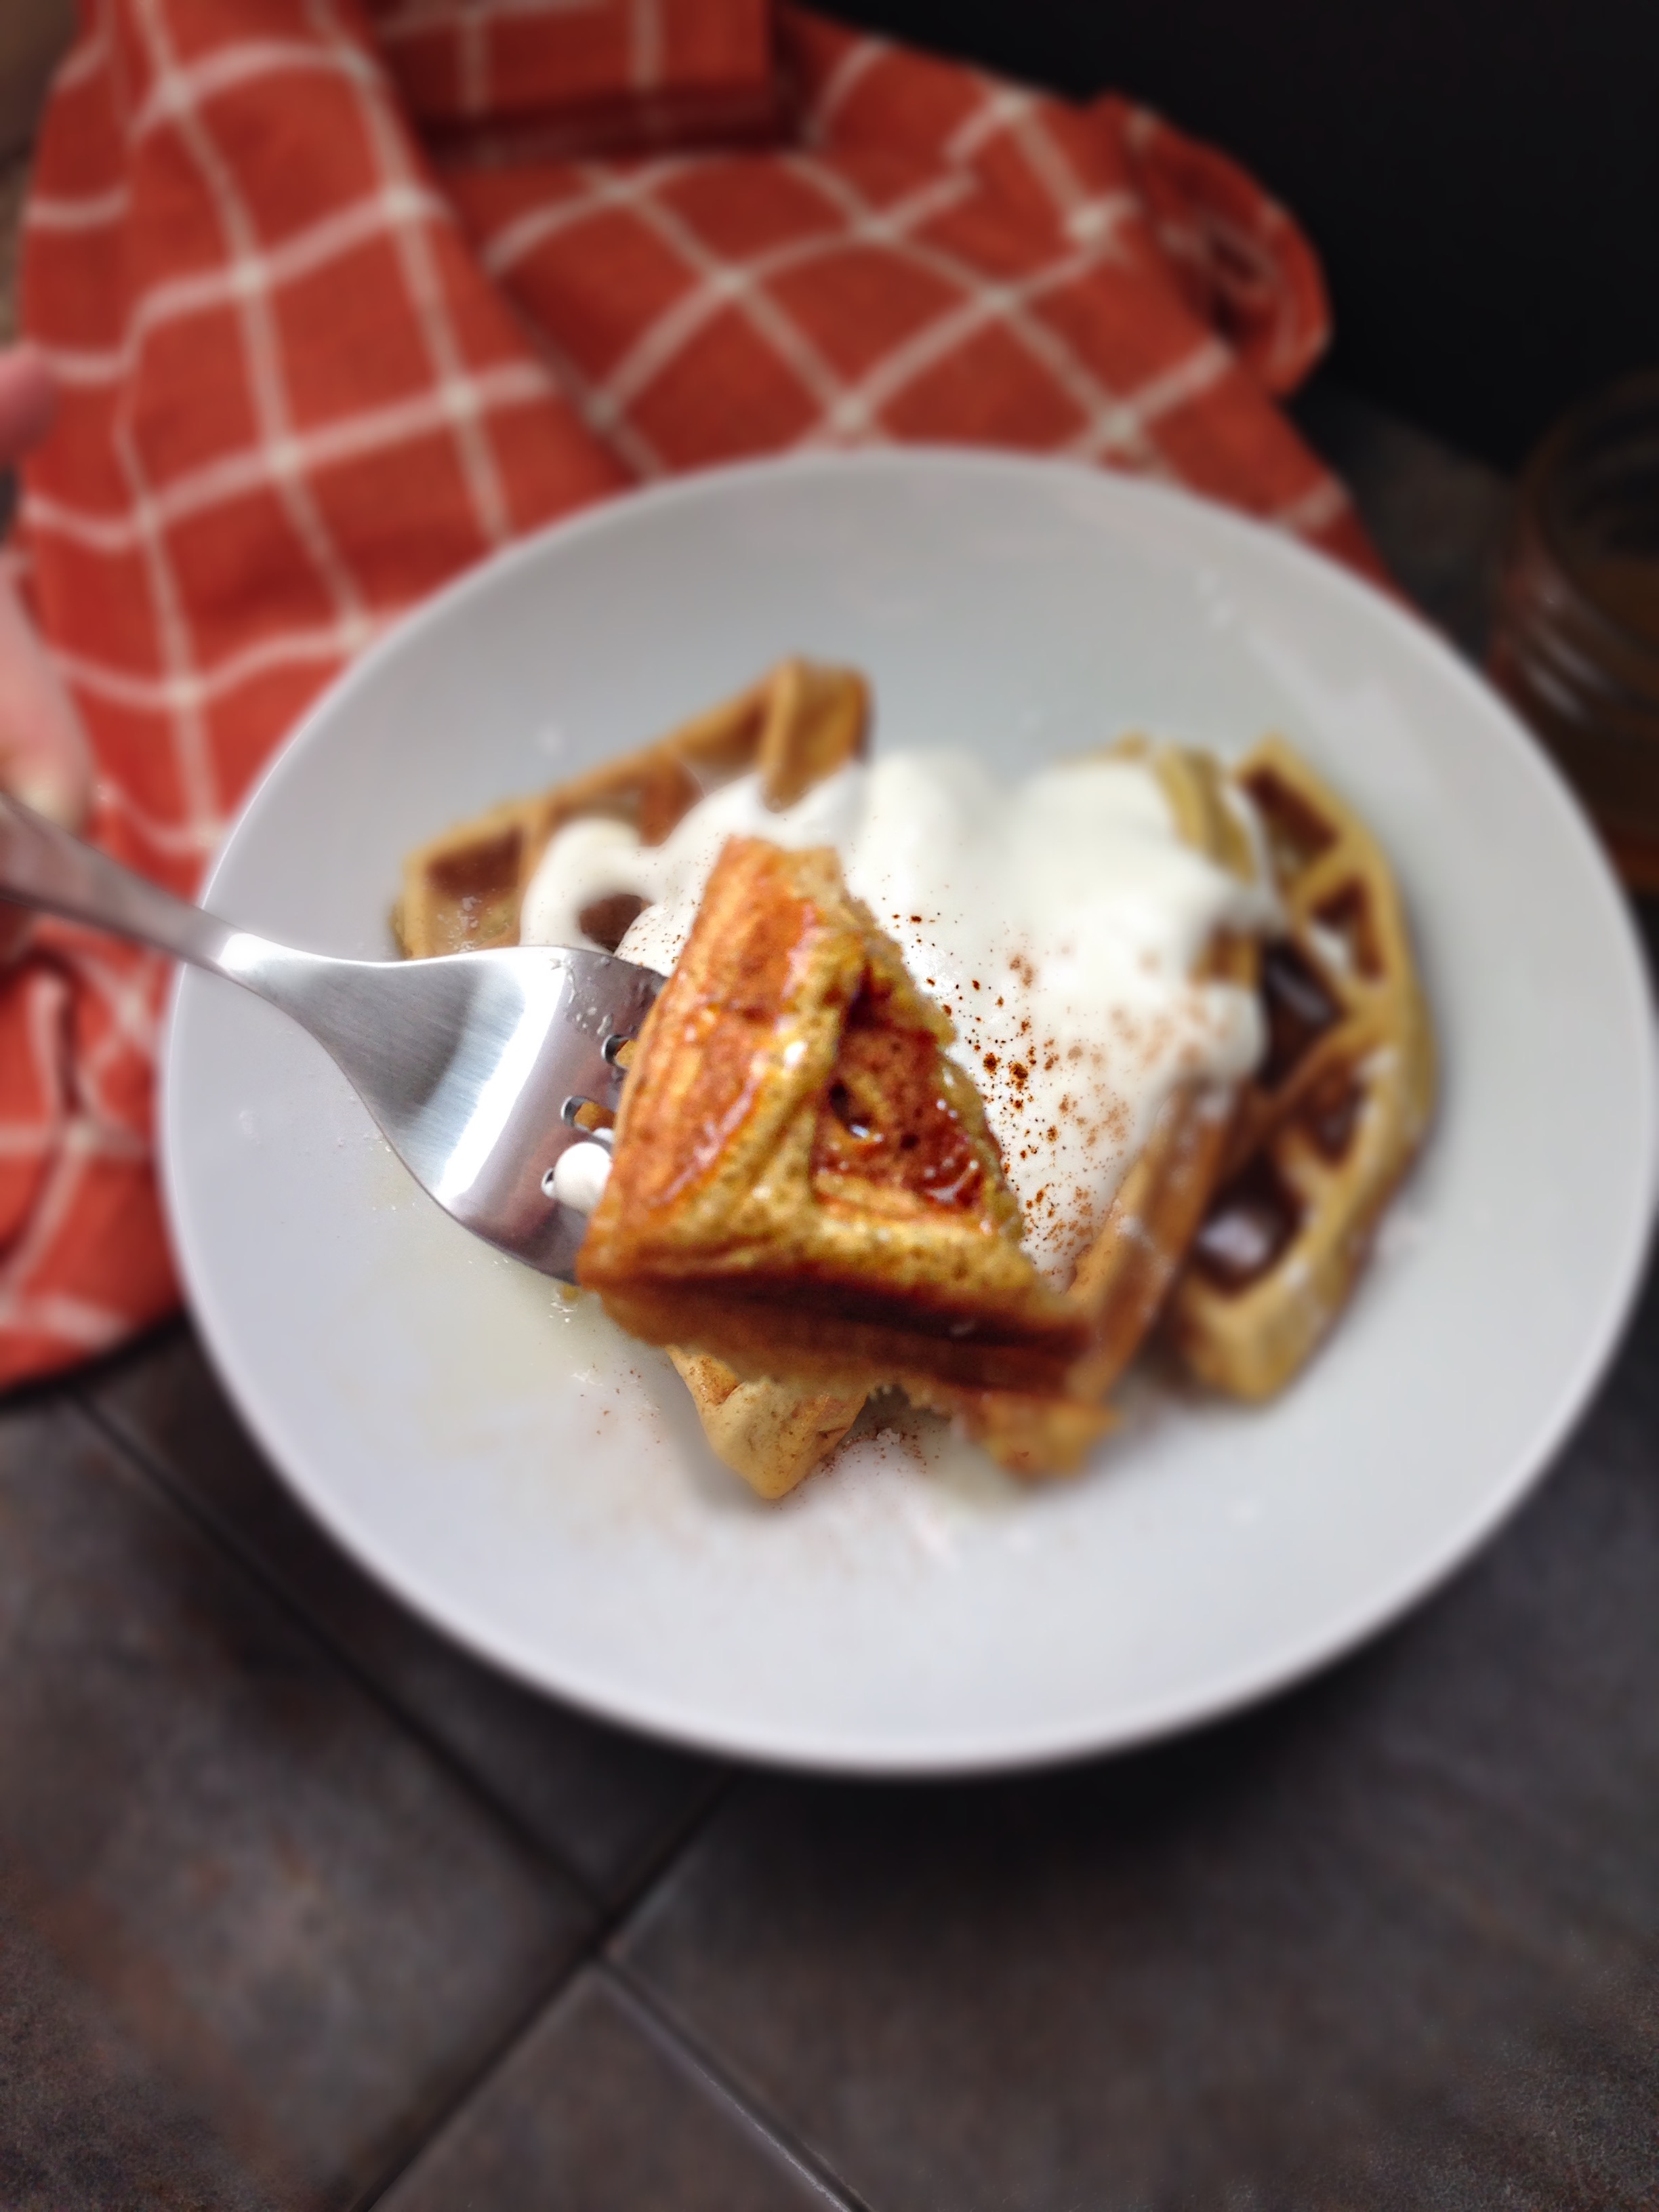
[2, 0, 1377, 1389]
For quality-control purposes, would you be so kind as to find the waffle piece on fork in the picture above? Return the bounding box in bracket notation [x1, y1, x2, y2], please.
[397, 659, 881, 1498]
[596, 741, 1267, 1490]
[577, 837, 1094, 1401]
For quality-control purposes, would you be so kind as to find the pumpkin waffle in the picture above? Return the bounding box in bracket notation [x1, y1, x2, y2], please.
[392, 657, 869, 958]
[895, 738, 1266, 1479]
[578, 837, 1094, 1400]
[397, 665, 1430, 1497]
[666, 1352, 868, 1502]
[1055, 740, 1263, 1398]
[1166, 737, 1435, 1400]
[581, 739, 1265, 1490]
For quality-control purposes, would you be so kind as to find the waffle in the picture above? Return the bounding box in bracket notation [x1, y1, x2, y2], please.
[888, 739, 1265, 1479]
[1057, 741, 1262, 1398]
[581, 739, 1263, 1488]
[398, 670, 1430, 1495]
[393, 657, 869, 958]
[1165, 738, 1434, 1400]
[579, 837, 1094, 1399]
[396, 658, 874, 1496]
[667, 1351, 868, 1502]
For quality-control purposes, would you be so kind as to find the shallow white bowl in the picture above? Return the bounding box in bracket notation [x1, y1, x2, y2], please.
[163, 450, 1656, 1774]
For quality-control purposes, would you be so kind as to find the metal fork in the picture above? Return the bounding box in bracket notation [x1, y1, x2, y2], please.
[0, 792, 661, 1282]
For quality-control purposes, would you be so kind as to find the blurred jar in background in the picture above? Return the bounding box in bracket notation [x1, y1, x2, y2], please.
[1490, 372, 1659, 888]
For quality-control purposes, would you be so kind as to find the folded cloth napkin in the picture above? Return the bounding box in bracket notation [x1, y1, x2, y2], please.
[1, 0, 1376, 1389]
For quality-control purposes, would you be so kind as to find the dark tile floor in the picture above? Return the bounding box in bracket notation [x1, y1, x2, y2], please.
[5, 397, 1658, 2208]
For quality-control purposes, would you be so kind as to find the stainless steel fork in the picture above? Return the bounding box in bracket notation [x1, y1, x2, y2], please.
[0, 792, 662, 1282]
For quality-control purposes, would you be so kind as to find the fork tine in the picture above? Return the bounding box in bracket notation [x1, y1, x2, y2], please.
[590, 1027, 641, 1110]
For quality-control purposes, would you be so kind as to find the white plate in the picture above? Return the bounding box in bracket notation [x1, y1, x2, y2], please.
[163, 451, 1656, 1775]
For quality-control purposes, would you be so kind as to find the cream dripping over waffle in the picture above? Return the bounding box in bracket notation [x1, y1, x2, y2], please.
[522, 752, 1279, 1283]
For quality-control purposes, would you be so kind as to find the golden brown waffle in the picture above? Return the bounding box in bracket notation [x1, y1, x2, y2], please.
[880, 740, 1263, 1479]
[613, 740, 1263, 1490]
[1166, 737, 1435, 1400]
[668, 1352, 867, 1502]
[579, 838, 1093, 1399]
[396, 658, 873, 1498]
[398, 672, 1429, 1494]
[392, 657, 869, 958]
[1057, 741, 1261, 1398]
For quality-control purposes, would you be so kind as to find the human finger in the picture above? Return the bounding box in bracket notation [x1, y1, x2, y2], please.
[0, 345, 58, 463]
[0, 558, 94, 962]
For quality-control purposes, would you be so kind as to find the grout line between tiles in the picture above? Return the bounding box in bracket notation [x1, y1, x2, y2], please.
[342, 1949, 595, 2212]
[599, 1760, 735, 1931]
[354, 1772, 745, 2206]
[68, 1387, 611, 1913]
[67, 1382, 817, 2210]
[64, 1382, 626, 2206]
[605, 1957, 877, 2212]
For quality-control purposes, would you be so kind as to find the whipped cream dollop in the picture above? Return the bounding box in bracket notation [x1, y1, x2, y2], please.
[523, 752, 1279, 1283]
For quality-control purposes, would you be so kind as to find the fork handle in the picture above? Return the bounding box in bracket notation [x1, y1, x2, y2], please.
[0, 790, 241, 975]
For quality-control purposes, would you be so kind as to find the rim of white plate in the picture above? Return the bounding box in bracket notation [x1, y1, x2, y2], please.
[162, 447, 1659, 1774]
